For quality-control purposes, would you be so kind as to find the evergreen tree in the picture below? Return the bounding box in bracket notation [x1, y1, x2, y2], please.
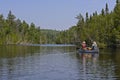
[105, 3, 109, 14]
[86, 12, 89, 23]
[101, 8, 105, 16]
[113, 0, 120, 45]
[7, 11, 16, 27]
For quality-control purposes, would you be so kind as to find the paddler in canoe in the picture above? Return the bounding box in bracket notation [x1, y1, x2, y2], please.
[81, 41, 87, 50]
[80, 41, 99, 53]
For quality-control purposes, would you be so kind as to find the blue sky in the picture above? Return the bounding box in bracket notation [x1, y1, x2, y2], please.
[0, 0, 116, 30]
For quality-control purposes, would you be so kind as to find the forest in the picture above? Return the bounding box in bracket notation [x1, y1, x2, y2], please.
[56, 0, 120, 48]
[0, 0, 120, 48]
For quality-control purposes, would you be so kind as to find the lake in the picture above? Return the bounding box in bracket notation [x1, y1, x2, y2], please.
[0, 44, 120, 80]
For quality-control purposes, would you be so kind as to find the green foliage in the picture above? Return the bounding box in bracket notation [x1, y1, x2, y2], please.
[56, 0, 120, 48]
[0, 11, 41, 44]
[0, 0, 120, 48]
[39, 29, 59, 44]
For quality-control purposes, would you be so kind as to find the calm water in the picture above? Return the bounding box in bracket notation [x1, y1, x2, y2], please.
[0, 45, 120, 80]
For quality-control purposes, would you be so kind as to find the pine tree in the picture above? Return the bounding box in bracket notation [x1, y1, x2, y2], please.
[105, 3, 109, 14]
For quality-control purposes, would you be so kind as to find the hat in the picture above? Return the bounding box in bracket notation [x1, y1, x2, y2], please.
[82, 41, 86, 43]
[93, 41, 96, 44]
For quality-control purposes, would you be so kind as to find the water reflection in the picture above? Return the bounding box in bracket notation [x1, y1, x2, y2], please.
[76, 51, 120, 80]
[0, 45, 120, 80]
[0, 45, 77, 80]
[80, 53, 99, 80]
[0, 45, 41, 58]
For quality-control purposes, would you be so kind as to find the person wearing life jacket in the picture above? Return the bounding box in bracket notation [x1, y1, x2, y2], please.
[81, 41, 87, 50]
[91, 41, 98, 50]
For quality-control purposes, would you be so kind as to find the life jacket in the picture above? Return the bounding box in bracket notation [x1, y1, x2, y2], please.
[82, 43, 86, 49]
[92, 44, 97, 50]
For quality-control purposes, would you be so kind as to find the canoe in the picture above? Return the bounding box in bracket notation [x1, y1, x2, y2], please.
[79, 48, 99, 54]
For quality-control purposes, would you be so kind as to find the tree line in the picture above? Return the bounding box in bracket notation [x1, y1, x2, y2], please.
[0, 0, 120, 48]
[0, 11, 41, 44]
[0, 11, 60, 44]
[56, 0, 120, 48]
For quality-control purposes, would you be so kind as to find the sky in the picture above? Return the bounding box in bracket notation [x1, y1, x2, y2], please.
[0, 0, 116, 30]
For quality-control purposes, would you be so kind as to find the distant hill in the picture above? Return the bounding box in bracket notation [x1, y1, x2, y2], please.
[40, 29, 60, 44]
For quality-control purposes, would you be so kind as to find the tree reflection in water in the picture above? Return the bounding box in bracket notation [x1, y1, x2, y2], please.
[81, 53, 99, 80]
